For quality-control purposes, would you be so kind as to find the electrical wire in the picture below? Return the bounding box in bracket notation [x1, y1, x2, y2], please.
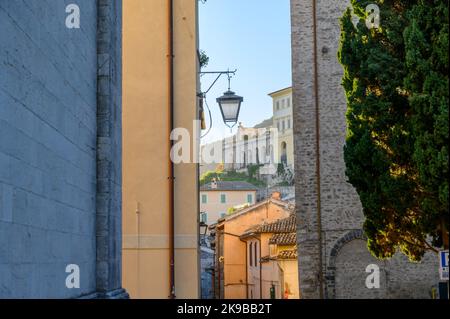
[201, 96, 213, 138]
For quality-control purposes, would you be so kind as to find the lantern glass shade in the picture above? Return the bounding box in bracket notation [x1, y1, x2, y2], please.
[216, 90, 243, 124]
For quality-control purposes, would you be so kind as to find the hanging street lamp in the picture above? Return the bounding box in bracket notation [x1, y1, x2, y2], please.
[216, 89, 243, 125]
[198, 69, 243, 129]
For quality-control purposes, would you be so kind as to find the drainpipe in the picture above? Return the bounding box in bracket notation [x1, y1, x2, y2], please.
[218, 228, 223, 299]
[167, 0, 176, 299]
[312, 0, 324, 299]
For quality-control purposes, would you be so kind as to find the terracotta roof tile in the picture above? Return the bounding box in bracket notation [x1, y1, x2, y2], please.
[269, 233, 297, 245]
[256, 213, 296, 233]
[277, 249, 298, 260]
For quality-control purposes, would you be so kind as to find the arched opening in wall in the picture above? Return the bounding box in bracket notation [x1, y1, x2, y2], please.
[333, 239, 386, 299]
[281, 141, 287, 165]
[260, 146, 265, 164]
[243, 134, 249, 168]
[199, 0, 295, 300]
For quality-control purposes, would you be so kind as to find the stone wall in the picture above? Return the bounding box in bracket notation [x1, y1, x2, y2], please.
[0, 0, 126, 298]
[95, 0, 127, 298]
[291, 0, 439, 299]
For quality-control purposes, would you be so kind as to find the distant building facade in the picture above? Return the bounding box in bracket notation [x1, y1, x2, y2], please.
[269, 87, 294, 168]
[210, 194, 293, 299]
[200, 181, 257, 226]
[200, 124, 278, 176]
[200, 86, 296, 185]
[240, 212, 300, 299]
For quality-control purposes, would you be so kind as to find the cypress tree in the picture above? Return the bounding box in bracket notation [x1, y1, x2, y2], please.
[338, 0, 448, 261]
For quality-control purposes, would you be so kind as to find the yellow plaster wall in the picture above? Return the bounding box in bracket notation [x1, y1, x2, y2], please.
[122, 0, 200, 299]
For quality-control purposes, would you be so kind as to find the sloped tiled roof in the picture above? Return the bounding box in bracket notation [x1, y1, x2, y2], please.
[260, 249, 298, 262]
[277, 249, 298, 260]
[239, 225, 260, 239]
[269, 233, 296, 245]
[256, 213, 296, 234]
[200, 181, 258, 191]
[222, 198, 292, 225]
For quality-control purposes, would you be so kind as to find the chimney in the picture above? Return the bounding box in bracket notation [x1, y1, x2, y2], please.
[271, 191, 281, 200]
[211, 178, 218, 189]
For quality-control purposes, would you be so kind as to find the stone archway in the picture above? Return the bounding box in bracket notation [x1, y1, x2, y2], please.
[325, 230, 439, 299]
[281, 141, 287, 165]
[325, 230, 389, 299]
[326, 230, 366, 298]
[333, 239, 388, 299]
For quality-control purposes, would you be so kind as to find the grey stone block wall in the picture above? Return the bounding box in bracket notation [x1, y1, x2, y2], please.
[291, 0, 439, 299]
[0, 0, 125, 298]
[95, 0, 127, 298]
[0, 0, 97, 298]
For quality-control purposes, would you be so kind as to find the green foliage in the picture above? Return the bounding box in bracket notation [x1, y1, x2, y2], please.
[277, 163, 285, 176]
[199, 50, 209, 69]
[276, 181, 291, 187]
[199, 167, 266, 188]
[227, 203, 250, 216]
[339, 0, 448, 261]
[247, 164, 262, 179]
[199, 169, 222, 186]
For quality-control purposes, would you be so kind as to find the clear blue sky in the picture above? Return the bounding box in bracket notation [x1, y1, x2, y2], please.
[199, 0, 292, 144]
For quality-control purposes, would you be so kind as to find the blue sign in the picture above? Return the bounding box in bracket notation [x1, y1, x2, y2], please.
[440, 251, 449, 267]
[439, 250, 449, 281]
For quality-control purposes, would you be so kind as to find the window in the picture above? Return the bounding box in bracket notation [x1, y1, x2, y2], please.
[247, 193, 253, 204]
[220, 194, 226, 204]
[254, 241, 258, 266]
[276, 101, 280, 110]
[249, 242, 253, 267]
[200, 212, 207, 223]
[277, 122, 280, 132]
[220, 212, 226, 219]
[287, 98, 291, 107]
[282, 120, 285, 131]
[281, 99, 285, 108]
[201, 194, 208, 204]
[281, 142, 287, 165]
[287, 118, 291, 129]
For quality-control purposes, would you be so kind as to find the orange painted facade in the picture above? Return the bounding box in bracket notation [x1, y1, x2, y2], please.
[212, 196, 292, 299]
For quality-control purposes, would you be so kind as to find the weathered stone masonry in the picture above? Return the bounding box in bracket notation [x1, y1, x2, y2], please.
[94, 0, 128, 299]
[0, 0, 126, 298]
[291, 0, 439, 299]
